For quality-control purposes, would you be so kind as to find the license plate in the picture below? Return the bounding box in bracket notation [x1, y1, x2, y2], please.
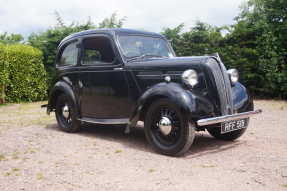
[221, 118, 248, 134]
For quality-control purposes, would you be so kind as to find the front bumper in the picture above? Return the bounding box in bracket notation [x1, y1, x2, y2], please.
[197, 109, 262, 126]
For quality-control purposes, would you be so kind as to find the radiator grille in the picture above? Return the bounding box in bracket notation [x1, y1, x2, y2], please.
[205, 58, 233, 116]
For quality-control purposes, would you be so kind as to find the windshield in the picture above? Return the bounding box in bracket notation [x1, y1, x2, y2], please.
[118, 35, 174, 58]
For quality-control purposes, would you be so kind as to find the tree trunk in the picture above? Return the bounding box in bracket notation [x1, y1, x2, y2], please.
[1, 86, 5, 104]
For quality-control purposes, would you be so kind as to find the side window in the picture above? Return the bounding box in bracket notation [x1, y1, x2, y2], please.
[59, 41, 78, 67]
[83, 37, 115, 64]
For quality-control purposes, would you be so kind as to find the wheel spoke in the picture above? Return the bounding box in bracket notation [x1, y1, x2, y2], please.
[170, 113, 176, 119]
[167, 109, 172, 116]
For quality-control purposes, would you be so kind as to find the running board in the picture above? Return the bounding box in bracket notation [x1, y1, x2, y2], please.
[79, 117, 131, 133]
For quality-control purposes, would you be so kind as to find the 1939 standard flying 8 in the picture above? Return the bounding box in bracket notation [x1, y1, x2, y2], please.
[45, 28, 262, 156]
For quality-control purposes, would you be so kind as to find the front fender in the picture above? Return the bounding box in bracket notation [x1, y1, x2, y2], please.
[47, 81, 79, 120]
[130, 82, 215, 127]
[231, 82, 254, 113]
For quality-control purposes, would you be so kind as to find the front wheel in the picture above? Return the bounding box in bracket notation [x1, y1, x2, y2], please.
[144, 98, 195, 156]
[55, 93, 81, 133]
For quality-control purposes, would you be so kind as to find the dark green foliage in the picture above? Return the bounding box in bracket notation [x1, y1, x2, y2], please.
[98, 11, 127, 28]
[235, 0, 287, 99]
[0, 44, 46, 103]
[0, 43, 9, 87]
[0, 32, 25, 45]
[0, 43, 9, 103]
[220, 21, 261, 93]
[161, 0, 287, 99]
[161, 23, 185, 55]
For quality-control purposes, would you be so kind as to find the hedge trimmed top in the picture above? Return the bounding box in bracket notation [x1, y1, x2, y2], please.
[0, 44, 46, 103]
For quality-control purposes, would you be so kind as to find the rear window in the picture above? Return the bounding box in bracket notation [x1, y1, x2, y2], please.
[59, 41, 78, 67]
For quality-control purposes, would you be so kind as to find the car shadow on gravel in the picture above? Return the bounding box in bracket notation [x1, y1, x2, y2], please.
[186, 133, 245, 158]
[45, 122, 244, 157]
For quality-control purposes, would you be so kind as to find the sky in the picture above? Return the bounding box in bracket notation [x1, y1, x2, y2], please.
[0, 0, 246, 38]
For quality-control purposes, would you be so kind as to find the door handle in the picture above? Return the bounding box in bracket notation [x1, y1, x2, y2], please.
[114, 68, 123, 71]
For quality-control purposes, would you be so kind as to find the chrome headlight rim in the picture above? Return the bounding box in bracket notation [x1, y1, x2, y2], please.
[181, 69, 198, 88]
[227, 69, 239, 83]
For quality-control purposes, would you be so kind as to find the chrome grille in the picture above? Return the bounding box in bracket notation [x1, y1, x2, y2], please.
[205, 58, 233, 115]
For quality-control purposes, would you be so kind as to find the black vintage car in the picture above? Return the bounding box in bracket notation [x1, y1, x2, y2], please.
[45, 28, 261, 156]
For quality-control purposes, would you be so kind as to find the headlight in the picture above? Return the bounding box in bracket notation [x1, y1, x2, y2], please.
[227, 69, 239, 83]
[182, 69, 198, 87]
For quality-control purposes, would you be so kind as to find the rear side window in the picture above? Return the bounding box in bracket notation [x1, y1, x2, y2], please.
[82, 37, 115, 64]
[59, 41, 78, 67]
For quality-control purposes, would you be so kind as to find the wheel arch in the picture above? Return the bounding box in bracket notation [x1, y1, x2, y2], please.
[130, 82, 215, 128]
[48, 89, 64, 114]
[47, 81, 80, 120]
[138, 95, 168, 121]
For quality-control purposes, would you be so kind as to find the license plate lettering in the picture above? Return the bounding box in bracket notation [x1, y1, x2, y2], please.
[221, 118, 248, 134]
[236, 120, 244, 128]
[237, 120, 241, 128]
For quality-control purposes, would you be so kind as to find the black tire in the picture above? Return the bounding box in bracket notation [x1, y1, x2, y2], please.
[207, 124, 248, 141]
[144, 98, 195, 156]
[55, 93, 81, 133]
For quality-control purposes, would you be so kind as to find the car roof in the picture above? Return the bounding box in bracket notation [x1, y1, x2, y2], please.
[60, 28, 166, 45]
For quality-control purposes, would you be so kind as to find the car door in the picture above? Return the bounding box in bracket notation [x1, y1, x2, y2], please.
[78, 34, 130, 119]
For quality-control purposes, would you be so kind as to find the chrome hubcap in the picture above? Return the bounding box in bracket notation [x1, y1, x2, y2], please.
[62, 105, 69, 118]
[159, 117, 172, 135]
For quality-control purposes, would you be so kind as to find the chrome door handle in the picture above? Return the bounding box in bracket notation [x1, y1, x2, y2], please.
[114, 68, 123, 71]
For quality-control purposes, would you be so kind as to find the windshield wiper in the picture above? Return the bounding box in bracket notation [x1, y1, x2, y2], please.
[126, 55, 146, 62]
[126, 55, 169, 63]
[147, 55, 169, 59]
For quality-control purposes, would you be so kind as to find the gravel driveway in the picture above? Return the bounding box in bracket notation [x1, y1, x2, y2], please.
[0, 100, 286, 190]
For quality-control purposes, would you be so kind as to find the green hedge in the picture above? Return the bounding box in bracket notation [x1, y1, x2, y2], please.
[0, 44, 46, 103]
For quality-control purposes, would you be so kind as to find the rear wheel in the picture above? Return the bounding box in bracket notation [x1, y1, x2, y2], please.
[55, 93, 81, 133]
[144, 98, 195, 156]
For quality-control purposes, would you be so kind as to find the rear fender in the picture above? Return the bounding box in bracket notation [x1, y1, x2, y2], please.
[47, 81, 80, 120]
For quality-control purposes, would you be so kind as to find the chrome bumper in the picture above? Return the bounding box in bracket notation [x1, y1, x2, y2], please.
[197, 109, 262, 126]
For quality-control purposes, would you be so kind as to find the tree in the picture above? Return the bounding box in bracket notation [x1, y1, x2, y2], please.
[236, 0, 287, 99]
[162, 21, 226, 56]
[98, 12, 127, 28]
[219, 21, 261, 93]
[161, 23, 185, 55]
[0, 32, 25, 45]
